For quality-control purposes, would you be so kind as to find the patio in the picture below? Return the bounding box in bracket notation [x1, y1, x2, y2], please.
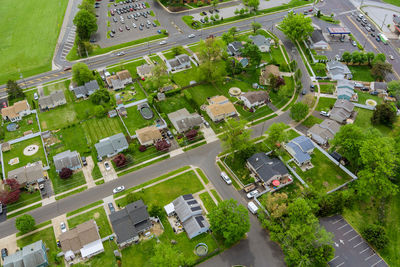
[265, 175, 294, 193]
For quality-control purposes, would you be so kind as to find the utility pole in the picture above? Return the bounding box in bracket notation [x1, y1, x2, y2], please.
[381, 14, 388, 30]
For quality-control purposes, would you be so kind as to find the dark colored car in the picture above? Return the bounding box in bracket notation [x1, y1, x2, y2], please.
[108, 202, 116, 213]
[81, 156, 87, 166]
[63, 66, 72, 71]
[371, 32, 375, 37]
[1, 248, 8, 260]
[370, 91, 379, 95]
[167, 130, 173, 139]
[310, 84, 315, 92]
[376, 36, 380, 42]
[111, 29, 116, 34]
[215, 9, 219, 13]
[110, 32, 114, 38]
[201, 11, 207, 15]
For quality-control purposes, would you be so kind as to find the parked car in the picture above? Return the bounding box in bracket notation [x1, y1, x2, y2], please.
[166, 130, 173, 139]
[119, 27, 123, 32]
[159, 40, 167, 45]
[104, 161, 111, 171]
[365, 26, 371, 32]
[60, 222, 67, 233]
[0, 202, 3, 214]
[215, 9, 219, 13]
[246, 190, 259, 199]
[371, 32, 375, 37]
[125, 25, 130, 30]
[113, 17, 118, 22]
[310, 84, 315, 92]
[113, 186, 125, 194]
[247, 201, 258, 214]
[1, 248, 8, 260]
[376, 36, 381, 42]
[201, 11, 207, 15]
[220, 172, 232, 185]
[203, 121, 210, 128]
[370, 91, 379, 95]
[188, 34, 195, 38]
[320, 111, 330, 117]
[108, 202, 116, 213]
[110, 32, 114, 38]
[132, 22, 136, 28]
[389, 55, 394, 60]
[81, 156, 87, 166]
[152, 22, 157, 27]
[302, 89, 306, 95]
[352, 40, 357, 46]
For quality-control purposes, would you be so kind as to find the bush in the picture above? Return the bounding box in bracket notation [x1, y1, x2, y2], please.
[139, 145, 147, 152]
[59, 168, 73, 179]
[185, 129, 198, 140]
[113, 154, 127, 167]
[165, 88, 181, 97]
[149, 205, 164, 218]
[155, 140, 171, 151]
[362, 224, 389, 249]
[15, 214, 35, 234]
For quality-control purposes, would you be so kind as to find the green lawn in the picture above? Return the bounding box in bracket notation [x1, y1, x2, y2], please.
[211, 189, 222, 202]
[6, 190, 41, 212]
[108, 59, 147, 78]
[348, 65, 375, 82]
[0, 0, 69, 84]
[116, 170, 204, 207]
[38, 103, 78, 130]
[383, 0, 400, 6]
[357, 91, 383, 105]
[302, 115, 323, 128]
[156, 93, 196, 115]
[269, 77, 295, 109]
[3, 136, 47, 175]
[319, 83, 335, 94]
[49, 168, 86, 195]
[315, 97, 336, 111]
[286, 129, 301, 140]
[236, 104, 274, 122]
[81, 116, 125, 145]
[353, 108, 392, 135]
[196, 168, 209, 184]
[122, 105, 160, 134]
[290, 149, 352, 193]
[67, 206, 112, 238]
[199, 192, 217, 213]
[171, 64, 199, 87]
[92, 164, 103, 180]
[17, 226, 64, 266]
[3, 114, 40, 142]
[43, 80, 70, 96]
[75, 240, 119, 267]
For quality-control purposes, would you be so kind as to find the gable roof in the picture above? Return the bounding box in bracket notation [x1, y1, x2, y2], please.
[227, 41, 243, 55]
[109, 200, 151, 244]
[247, 153, 288, 183]
[167, 108, 203, 133]
[286, 136, 314, 164]
[308, 119, 341, 144]
[1, 100, 30, 119]
[59, 220, 101, 253]
[207, 102, 237, 117]
[53, 150, 81, 172]
[137, 64, 153, 76]
[311, 29, 327, 44]
[241, 91, 269, 104]
[172, 194, 203, 223]
[3, 240, 47, 267]
[95, 133, 129, 158]
[330, 99, 354, 123]
[374, 82, 387, 90]
[327, 61, 351, 75]
[73, 80, 99, 97]
[38, 90, 66, 108]
[7, 161, 43, 184]
[182, 215, 210, 239]
[209, 95, 229, 104]
[135, 126, 162, 144]
[117, 70, 131, 80]
[249, 34, 271, 48]
[176, 54, 190, 64]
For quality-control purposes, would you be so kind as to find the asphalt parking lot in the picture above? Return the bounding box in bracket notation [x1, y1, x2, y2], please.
[94, 0, 162, 48]
[320, 215, 388, 267]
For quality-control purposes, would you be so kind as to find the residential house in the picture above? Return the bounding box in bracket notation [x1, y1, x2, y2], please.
[7, 161, 44, 186]
[3, 240, 48, 267]
[205, 95, 237, 122]
[372, 82, 387, 94]
[1, 100, 31, 122]
[249, 34, 272, 52]
[38, 90, 67, 110]
[135, 126, 162, 146]
[167, 108, 203, 133]
[336, 79, 358, 101]
[106, 75, 125, 91]
[95, 133, 129, 159]
[53, 150, 82, 173]
[307, 119, 341, 145]
[330, 99, 355, 124]
[137, 64, 153, 79]
[117, 70, 133, 85]
[246, 153, 290, 187]
[166, 54, 191, 72]
[159, 85, 174, 93]
[71, 80, 100, 99]
[59, 220, 104, 261]
[236, 57, 249, 68]
[259, 65, 280, 85]
[109, 200, 152, 248]
[240, 91, 269, 109]
[108, 110, 117, 118]
[169, 194, 210, 239]
[326, 61, 352, 80]
[117, 106, 127, 117]
[227, 41, 244, 56]
[284, 136, 315, 166]
[309, 29, 328, 50]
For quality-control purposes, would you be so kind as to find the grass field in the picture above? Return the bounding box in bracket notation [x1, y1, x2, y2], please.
[122, 106, 160, 134]
[199, 192, 217, 213]
[3, 114, 40, 142]
[6, 190, 41, 212]
[302, 115, 323, 128]
[68, 206, 112, 238]
[49, 168, 87, 194]
[353, 108, 392, 136]
[82, 116, 125, 145]
[348, 65, 375, 82]
[156, 93, 196, 114]
[0, 0, 69, 84]
[383, 0, 400, 6]
[315, 97, 336, 111]
[319, 83, 335, 94]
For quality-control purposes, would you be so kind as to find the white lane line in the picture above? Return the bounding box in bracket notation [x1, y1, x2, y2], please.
[348, 235, 359, 241]
[365, 254, 376, 261]
[328, 256, 339, 262]
[371, 259, 383, 267]
[337, 223, 350, 230]
[354, 241, 364, 248]
[332, 218, 343, 224]
[335, 262, 345, 267]
[343, 229, 354, 236]
[360, 247, 370, 254]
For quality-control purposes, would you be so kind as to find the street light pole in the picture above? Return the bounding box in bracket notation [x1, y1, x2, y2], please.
[381, 14, 388, 30]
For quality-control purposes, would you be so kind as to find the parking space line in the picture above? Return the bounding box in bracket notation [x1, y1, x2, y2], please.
[365, 253, 376, 261]
[332, 218, 343, 224]
[328, 256, 339, 262]
[354, 241, 364, 248]
[348, 235, 359, 241]
[371, 259, 383, 266]
[343, 229, 354, 235]
[337, 223, 350, 230]
[335, 262, 345, 267]
[359, 247, 370, 254]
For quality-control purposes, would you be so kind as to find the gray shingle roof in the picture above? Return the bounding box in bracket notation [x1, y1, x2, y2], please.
[182, 215, 209, 239]
[330, 99, 354, 123]
[7, 161, 43, 184]
[38, 90, 66, 109]
[247, 153, 288, 183]
[311, 29, 326, 43]
[53, 150, 81, 172]
[172, 194, 202, 223]
[249, 35, 271, 48]
[167, 108, 203, 133]
[95, 133, 128, 158]
[73, 80, 99, 97]
[3, 240, 47, 267]
[286, 136, 314, 165]
[241, 91, 269, 104]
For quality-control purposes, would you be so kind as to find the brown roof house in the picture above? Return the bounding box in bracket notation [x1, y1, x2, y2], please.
[239, 91, 269, 109]
[1, 100, 31, 122]
[135, 126, 162, 146]
[205, 96, 237, 122]
[136, 64, 153, 79]
[7, 161, 44, 186]
[117, 70, 133, 85]
[38, 90, 66, 110]
[259, 65, 280, 85]
[307, 119, 341, 145]
[59, 220, 104, 261]
[167, 108, 203, 133]
[106, 75, 124, 91]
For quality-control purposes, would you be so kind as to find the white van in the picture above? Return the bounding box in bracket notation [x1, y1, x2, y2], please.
[248, 201, 259, 214]
[358, 13, 364, 19]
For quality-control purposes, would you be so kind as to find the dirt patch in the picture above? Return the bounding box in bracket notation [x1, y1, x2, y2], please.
[152, 222, 164, 236]
[323, 181, 329, 188]
[41, 121, 47, 129]
[336, 175, 343, 180]
[93, 212, 100, 219]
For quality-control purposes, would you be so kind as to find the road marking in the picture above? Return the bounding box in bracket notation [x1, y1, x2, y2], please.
[337, 223, 349, 230]
[328, 256, 339, 262]
[343, 229, 354, 235]
[354, 241, 364, 248]
[335, 262, 345, 267]
[359, 247, 370, 254]
[365, 253, 376, 261]
[332, 218, 343, 224]
[371, 259, 383, 266]
[348, 235, 359, 241]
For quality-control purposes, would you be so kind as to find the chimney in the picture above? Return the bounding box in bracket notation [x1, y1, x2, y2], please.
[255, 158, 259, 161]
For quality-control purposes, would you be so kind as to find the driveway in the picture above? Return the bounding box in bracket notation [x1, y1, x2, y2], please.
[82, 156, 96, 188]
[52, 214, 68, 239]
[98, 161, 117, 182]
[0, 234, 17, 265]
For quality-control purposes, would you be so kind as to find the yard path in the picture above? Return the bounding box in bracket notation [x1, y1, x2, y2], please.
[156, 52, 168, 63]
[143, 55, 153, 65]
[192, 167, 219, 205]
[82, 156, 96, 188]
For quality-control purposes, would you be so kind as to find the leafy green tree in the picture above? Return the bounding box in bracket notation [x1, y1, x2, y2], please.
[280, 13, 314, 42]
[222, 32, 234, 44]
[226, 58, 243, 77]
[388, 80, 400, 103]
[314, 62, 326, 73]
[197, 38, 227, 84]
[211, 0, 219, 9]
[220, 118, 252, 154]
[371, 61, 392, 81]
[351, 51, 361, 65]
[341, 51, 352, 64]
[366, 52, 375, 66]
[215, 14, 220, 20]
[241, 43, 262, 70]
[362, 224, 389, 250]
[239, 8, 245, 15]
[16, 214, 35, 234]
[150, 243, 185, 267]
[234, 8, 240, 16]
[148, 62, 168, 90]
[207, 199, 250, 246]
[269, 74, 285, 92]
[90, 89, 111, 105]
[228, 27, 238, 38]
[372, 103, 397, 127]
[251, 22, 262, 33]
[373, 53, 386, 64]
[94, 105, 105, 118]
[72, 62, 94, 85]
[265, 122, 288, 148]
[290, 102, 309, 121]
[6, 80, 25, 100]
[204, 16, 209, 23]
[79, 0, 95, 13]
[171, 46, 185, 56]
[248, 0, 260, 11]
[73, 9, 98, 41]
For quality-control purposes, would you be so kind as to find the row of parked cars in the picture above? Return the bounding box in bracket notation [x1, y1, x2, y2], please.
[355, 14, 383, 42]
[110, 2, 147, 15]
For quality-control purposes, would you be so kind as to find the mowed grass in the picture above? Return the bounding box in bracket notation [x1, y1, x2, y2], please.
[122, 106, 159, 134]
[3, 114, 40, 141]
[353, 108, 392, 136]
[0, 0, 69, 84]
[81, 116, 125, 145]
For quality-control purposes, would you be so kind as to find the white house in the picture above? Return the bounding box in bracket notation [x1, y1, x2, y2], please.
[240, 91, 270, 109]
[1, 100, 31, 122]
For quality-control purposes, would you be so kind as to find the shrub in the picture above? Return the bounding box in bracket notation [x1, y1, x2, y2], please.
[113, 154, 127, 167]
[362, 224, 389, 249]
[185, 129, 198, 140]
[15, 214, 35, 234]
[59, 168, 73, 179]
[139, 145, 147, 152]
[155, 140, 171, 151]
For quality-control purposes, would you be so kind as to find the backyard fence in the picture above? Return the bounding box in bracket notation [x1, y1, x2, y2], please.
[282, 157, 309, 188]
[353, 103, 375, 110]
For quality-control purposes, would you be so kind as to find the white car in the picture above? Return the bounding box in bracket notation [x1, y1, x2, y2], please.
[220, 172, 232, 185]
[116, 52, 125, 56]
[389, 55, 394, 60]
[104, 161, 111, 171]
[60, 222, 67, 233]
[320, 111, 330, 117]
[159, 40, 167, 45]
[132, 23, 136, 28]
[33, 93, 38, 100]
[246, 190, 259, 199]
[113, 186, 125, 194]
[188, 34, 195, 38]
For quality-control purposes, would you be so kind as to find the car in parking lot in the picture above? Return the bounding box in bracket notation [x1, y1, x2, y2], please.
[104, 161, 111, 170]
[188, 33, 195, 38]
[108, 202, 116, 213]
[201, 11, 207, 15]
[126, 25, 130, 30]
[320, 111, 330, 117]
[60, 222, 67, 233]
[220, 172, 232, 185]
[132, 23, 136, 28]
[159, 40, 167, 45]
[139, 26, 143, 30]
[365, 26, 371, 32]
[119, 27, 123, 32]
[113, 17, 118, 22]
[246, 190, 259, 199]
[110, 32, 114, 37]
[371, 32, 375, 37]
[147, 20, 151, 25]
[113, 186, 125, 194]
[356, 17, 361, 22]
[152, 22, 157, 27]
[1, 248, 8, 260]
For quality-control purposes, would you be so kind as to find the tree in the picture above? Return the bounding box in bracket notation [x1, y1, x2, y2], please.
[171, 46, 185, 56]
[341, 51, 352, 64]
[290, 102, 309, 121]
[265, 192, 288, 219]
[239, 8, 245, 15]
[6, 80, 24, 100]
[362, 224, 389, 250]
[251, 21, 262, 33]
[248, 0, 260, 12]
[59, 168, 73, 179]
[204, 16, 209, 23]
[90, 89, 111, 105]
[113, 154, 127, 167]
[215, 14, 220, 20]
[371, 103, 397, 127]
[148, 205, 164, 218]
[208, 199, 250, 246]
[197, 38, 227, 84]
[221, 32, 234, 44]
[79, 0, 95, 13]
[269, 74, 285, 92]
[314, 62, 326, 73]
[73, 9, 98, 41]
[149, 62, 168, 90]
[150, 243, 185, 267]
[388, 80, 400, 104]
[280, 13, 314, 42]
[351, 51, 361, 65]
[139, 145, 147, 152]
[185, 129, 198, 140]
[155, 140, 171, 151]
[234, 8, 240, 16]
[228, 27, 238, 38]
[211, 0, 219, 9]
[220, 118, 252, 154]
[371, 61, 392, 81]
[359, 53, 368, 65]
[210, 14, 215, 21]
[265, 122, 288, 148]
[72, 62, 94, 86]
[240, 43, 262, 70]
[94, 105, 105, 118]
[226, 58, 244, 76]
[366, 51, 375, 66]
[15, 214, 35, 234]
[373, 53, 386, 64]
